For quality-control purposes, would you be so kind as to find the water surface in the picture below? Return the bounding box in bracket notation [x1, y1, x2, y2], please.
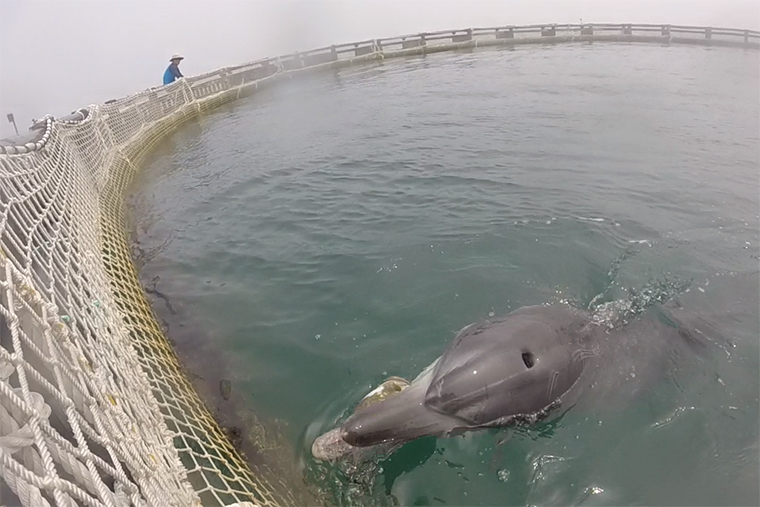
[130, 43, 760, 506]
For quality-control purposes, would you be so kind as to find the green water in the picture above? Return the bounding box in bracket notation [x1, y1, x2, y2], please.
[130, 43, 759, 505]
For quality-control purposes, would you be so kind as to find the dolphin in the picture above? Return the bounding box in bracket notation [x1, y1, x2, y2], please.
[331, 302, 711, 451]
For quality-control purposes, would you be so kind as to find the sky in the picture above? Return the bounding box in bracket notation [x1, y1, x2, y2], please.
[1, 0, 758, 139]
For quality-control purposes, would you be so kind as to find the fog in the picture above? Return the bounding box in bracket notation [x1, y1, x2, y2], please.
[1, 0, 758, 138]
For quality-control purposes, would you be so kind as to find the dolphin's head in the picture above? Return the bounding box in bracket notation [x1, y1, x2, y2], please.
[341, 306, 594, 447]
[423, 313, 591, 426]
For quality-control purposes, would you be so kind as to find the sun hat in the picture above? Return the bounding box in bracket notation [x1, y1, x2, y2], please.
[169, 54, 184, 61]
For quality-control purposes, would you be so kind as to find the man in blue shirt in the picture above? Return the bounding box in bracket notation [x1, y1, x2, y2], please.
[163, 54, 184, 85]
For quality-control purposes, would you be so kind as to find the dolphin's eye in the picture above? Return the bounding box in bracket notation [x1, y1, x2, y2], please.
[522, 351, 536, 369]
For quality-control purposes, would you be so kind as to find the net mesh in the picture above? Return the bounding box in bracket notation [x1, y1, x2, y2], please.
[0, 24, 756, 507]
[0, 59, 301, 507]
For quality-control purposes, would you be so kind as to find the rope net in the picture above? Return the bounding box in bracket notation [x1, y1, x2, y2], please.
[0, 23, 756, 507]
[0, 60, 300, 507]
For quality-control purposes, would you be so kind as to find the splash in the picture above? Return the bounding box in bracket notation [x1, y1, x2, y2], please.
[587, 248, 692, 328]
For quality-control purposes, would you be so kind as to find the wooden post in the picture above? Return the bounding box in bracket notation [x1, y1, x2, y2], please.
[6, 113, 18, 135]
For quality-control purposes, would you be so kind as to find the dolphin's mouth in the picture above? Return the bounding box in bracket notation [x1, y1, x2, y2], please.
[311, 426, 354, 461]
[312, 377, 410, 461]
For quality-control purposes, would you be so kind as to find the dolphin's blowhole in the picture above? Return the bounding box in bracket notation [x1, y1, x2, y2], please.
[521, 351, 536, 369]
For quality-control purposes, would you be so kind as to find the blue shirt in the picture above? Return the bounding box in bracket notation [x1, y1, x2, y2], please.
[163, 63, 183, 85]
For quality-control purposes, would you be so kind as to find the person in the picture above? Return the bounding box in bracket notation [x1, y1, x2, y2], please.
[163, 54, 184, 85]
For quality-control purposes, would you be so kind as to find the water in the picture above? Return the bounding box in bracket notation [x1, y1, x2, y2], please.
[129, 43, 759, 506]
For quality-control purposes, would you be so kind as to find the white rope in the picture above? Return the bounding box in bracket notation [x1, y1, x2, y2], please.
[0, 50, 287, 506]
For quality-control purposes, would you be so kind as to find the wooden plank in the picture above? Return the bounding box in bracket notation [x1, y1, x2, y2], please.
[452, 30, 472, 42]
[401, 38, 424, 49]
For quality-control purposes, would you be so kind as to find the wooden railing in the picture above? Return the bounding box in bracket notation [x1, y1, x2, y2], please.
[2, 23, 757, 152]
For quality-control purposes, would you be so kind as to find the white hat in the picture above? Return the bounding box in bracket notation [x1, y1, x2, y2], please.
[169, 54, 184, 61]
